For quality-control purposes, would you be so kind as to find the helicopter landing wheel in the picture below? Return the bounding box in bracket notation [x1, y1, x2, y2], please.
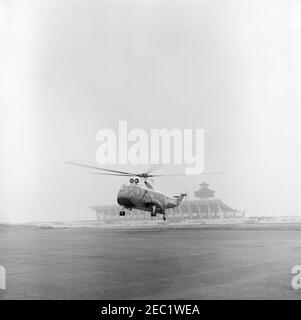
[151, 206, 157, 218]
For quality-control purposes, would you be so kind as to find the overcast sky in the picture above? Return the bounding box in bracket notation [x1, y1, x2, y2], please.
[1, 0, 301, 223]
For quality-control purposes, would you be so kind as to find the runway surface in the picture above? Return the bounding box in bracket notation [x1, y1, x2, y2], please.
[1, 224, 301, 299]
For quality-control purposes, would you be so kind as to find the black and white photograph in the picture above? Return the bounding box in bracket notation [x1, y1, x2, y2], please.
[1, 0, 301, 308]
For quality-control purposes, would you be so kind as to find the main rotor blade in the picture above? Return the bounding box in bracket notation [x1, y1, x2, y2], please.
[148, 174, 185, 177]
[148, 171, 226, 177]
[65, 162, 135, 175]
[91, 172, 135, 177]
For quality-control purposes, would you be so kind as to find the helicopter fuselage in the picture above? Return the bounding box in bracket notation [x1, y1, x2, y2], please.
[117, 180, 185, 215]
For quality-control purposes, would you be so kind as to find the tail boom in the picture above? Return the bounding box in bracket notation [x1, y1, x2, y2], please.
[166, 193, 187, 209]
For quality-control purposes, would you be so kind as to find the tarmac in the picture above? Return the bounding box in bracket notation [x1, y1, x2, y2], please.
[0, 223, 301, 299]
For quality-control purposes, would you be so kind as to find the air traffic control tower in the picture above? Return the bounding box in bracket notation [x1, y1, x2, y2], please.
[91, 182, 245, 223]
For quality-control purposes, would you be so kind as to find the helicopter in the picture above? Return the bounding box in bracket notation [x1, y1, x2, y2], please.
[66, 162, 188, 221]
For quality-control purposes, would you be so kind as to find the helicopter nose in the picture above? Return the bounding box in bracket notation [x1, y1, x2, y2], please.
[117, 188, 133, 207]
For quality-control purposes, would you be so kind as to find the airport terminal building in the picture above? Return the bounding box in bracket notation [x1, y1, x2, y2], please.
[91, 182, 245, 222]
